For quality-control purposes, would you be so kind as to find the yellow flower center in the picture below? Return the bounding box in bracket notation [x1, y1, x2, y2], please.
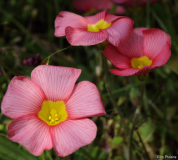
[131, 56, 152, 69]
[38, 101, 68, 126]
[88, 19, 111, 32]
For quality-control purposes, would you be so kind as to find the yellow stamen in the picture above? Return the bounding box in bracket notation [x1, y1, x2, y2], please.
[38, 101, 68, 126]
[131, 56, 152, 69]
[88, 19, 111, 32]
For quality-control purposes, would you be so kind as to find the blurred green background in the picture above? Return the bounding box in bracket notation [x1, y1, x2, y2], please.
[0, 0, 178, 159]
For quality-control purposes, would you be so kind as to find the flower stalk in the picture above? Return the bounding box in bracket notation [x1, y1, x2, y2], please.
[129, 81, 145, 160]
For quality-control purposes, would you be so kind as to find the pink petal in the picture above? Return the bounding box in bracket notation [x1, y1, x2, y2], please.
[51, 119, 97, 157]
[1, 76, 45, 119]
[31, 65, 81, 102]
[65, 27, 106, 46]
[105, 14, 121, 23]
[54, 11, 88, 37]
[8, 115, 52, 156]
[102, 17, 134, 47]
[143, 28, 171, 60]
[135, 66, 151, 75]
[85, 10, 107, 24]
[110, 66, 152, 76]
[104, 43, 131, 69]
[110, 68, 139, 76]
[151, 43, 171, 68]
[66, 81, 105, 119]
[117, 28, 146, 58]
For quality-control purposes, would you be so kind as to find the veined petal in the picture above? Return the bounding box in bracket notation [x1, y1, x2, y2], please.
[117, 28, 146, 58]
[105, 14, 121, 23]
[1, 76, 45, 119]
[151, 43, 171, 68]
[51, 119, 97, 157]
[8, 115, 52, 156]
[31, 65, 81, 102]
[102, 17, 133, 47]
[135, 66, 151, 75]
[143, 28, 171, 60]
[110, 68, 139, 76]
[54, 11, 88, 37]
[104, 43, 131, 69]
[65, 27, 106, 46]
[85, 10, 107, 24]
[110, 66, 151, 76]
[66, 81, 105, 119]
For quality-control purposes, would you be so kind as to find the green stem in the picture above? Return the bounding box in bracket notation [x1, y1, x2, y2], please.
[41, 46, 72, 64]
[102, 55, 118, 113]
[129, 81, 145, 160]
[136, 131, 151, 160]
[146, 0, 151, 28]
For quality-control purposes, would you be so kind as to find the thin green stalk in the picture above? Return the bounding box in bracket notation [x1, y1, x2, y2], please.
[136, 131, 151, 160]
[146, 0, 151, 28]
[41, 46, 72, 64]
[102, 55, 118, 113]
[129, 81, 145, 160]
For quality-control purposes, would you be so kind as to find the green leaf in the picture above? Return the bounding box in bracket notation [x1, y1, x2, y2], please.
[139, 122, 154, 142]
[0, 136, 39, 160]
[112, 136, 124, 146]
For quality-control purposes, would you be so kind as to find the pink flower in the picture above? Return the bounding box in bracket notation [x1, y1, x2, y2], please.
[104, 28, 171, 76]
[113, 0, 158, 7]
[1, 65, 106, 156]
[73, 0, 126, 15]
[54, 10, 133, 46]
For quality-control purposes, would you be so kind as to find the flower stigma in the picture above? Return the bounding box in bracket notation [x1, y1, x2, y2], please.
[88, 19, 111, 32]
[131, 56, 152, 69]
[38, 101, 68, 126]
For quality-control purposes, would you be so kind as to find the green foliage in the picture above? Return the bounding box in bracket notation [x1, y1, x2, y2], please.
[0, 136, 39, 160]
[0, 0, 178, 160]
